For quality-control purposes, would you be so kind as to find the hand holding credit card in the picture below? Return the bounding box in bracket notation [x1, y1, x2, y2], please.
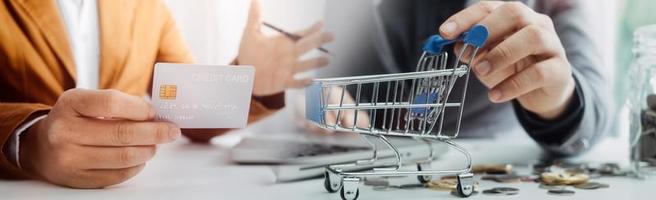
[151, 63, 255, 128]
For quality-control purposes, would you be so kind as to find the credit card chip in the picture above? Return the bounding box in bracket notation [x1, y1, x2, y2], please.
[159, 84, 177, 100]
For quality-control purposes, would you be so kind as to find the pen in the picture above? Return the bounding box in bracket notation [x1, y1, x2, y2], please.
[263, 22, 331, 54]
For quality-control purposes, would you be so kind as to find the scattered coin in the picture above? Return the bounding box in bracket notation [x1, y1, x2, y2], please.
[427, 179, 480, 192]
[482, 189, 505, 195]
[362, 162, 617, 197]
[427, 179, 458, 191]
[574, 182, 610, 190]
[547, 189, 576, 196]
[540, 172, 589, 185]
[539, 183, 565, 190]
[494, 187, 519, 192]
[482, 187, 519, 196]
[472, 164, 513, 174]
[481, 174, 523, 183]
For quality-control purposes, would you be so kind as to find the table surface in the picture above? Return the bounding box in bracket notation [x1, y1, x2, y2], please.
[2, 127, 654, 200]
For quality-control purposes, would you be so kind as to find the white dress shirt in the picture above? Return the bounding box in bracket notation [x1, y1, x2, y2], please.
[59, 0, 100, 89]
[4, 0, 100, 168]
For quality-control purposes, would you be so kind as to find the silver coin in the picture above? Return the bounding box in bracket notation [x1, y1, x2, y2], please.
[481, 174, 522, 183]
[574, 182, 610, 190]
[493, 187, 519, 192]
[482, 189, 504, 195]
[539, 184, 565, 190]
[574, 182, 599, 189]
[482, 187, 519, 196]
[548, 189, 575, 196]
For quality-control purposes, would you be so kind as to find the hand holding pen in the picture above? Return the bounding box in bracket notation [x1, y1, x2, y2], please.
[263, 22, 331, 55]
[238, 0, 334, 96]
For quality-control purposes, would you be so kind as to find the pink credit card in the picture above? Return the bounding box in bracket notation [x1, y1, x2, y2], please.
[151, 63, 254, 128]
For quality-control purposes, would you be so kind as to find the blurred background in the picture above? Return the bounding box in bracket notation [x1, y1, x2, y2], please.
[163, 0, 325, 64]
[162, 0, 652, 140]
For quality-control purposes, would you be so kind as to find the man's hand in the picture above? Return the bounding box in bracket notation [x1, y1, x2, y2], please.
[440, 1, 576, 120]
[238, 0, 334, 96]
[20, 89, 180, 188]
[298, 87, 370, 134]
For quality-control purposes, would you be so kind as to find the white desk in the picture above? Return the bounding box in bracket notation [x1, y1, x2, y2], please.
[1, 128, 654, 200]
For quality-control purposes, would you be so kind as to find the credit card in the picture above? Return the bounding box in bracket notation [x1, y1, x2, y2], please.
[151, 63, 254, 128]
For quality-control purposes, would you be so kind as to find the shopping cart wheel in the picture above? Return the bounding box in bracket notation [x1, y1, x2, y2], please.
[324, 170, 342, 193]
[416, 163, 433, 183]
[455, 173, 474, 197]
[340, 177, 360, 200]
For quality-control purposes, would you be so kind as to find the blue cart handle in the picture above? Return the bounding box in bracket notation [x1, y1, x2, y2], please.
[422, 25, 489, 54]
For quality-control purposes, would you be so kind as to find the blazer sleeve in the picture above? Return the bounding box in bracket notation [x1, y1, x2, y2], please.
[514, 0, 613, 156]
[154, 1, 282, 142]
[0, 103, 50, 179]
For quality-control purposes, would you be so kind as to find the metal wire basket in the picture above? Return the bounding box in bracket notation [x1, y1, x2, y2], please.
[306, 25, 488, 200]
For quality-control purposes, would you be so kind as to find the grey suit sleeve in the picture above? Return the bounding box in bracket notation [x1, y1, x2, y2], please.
[514, 0, 613, 156]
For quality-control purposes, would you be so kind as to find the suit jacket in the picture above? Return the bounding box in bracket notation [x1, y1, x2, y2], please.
[323, 0, 611, 156]
[0, 0, 277, 179]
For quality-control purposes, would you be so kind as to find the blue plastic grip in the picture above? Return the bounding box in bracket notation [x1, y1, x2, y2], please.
[422, 24, 489, 54]
[462, 25, 488, 48]
[422, 35, 451, 54]
[305, 82, 323, 124]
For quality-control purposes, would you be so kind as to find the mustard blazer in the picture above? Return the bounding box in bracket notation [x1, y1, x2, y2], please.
[0, 0, 276, 179]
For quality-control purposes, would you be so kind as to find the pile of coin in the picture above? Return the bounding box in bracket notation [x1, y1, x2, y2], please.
[359, 161, 619, 197]
[573, 182, 610, 190]
[476, 162, 616, 197]
[471, 164, 522, 196]
[532, 162, 617, 196]
[639, 94, 656, 166]
[539, 171, 589, 185]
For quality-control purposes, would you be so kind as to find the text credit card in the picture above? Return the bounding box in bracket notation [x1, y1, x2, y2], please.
[151, 63, 254, 128]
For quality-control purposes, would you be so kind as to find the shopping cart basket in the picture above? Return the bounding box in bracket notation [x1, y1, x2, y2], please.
[305, 25, 488, 200]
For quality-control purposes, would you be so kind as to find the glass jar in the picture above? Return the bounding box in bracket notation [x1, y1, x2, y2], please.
[628, 24, 656, 179]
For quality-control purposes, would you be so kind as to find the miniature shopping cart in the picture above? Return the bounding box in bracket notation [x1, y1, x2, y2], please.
[305, 25, 488, 200]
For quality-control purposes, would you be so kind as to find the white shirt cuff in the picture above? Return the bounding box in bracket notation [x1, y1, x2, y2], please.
[5, 115, 48, 169]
